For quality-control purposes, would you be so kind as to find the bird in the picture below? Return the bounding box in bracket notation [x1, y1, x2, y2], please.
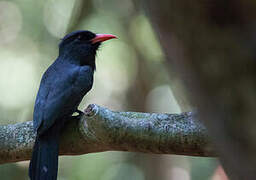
[29, 30, 117, 180]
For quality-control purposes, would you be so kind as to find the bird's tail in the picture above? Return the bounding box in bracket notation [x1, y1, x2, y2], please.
[29, 126, 60, 180]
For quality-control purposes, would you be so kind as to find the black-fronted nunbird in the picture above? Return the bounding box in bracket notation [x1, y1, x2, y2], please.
[29, 30, 116, 180]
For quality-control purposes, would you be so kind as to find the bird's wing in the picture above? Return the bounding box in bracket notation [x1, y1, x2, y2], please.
[33, 62, 93, 135]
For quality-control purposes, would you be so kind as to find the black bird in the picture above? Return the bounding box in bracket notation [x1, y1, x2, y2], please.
[29, 30, 116, 180]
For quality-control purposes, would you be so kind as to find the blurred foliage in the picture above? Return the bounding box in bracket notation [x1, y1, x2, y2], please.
[0, 0, 220, 179]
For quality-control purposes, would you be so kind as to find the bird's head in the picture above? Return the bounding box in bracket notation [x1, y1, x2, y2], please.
[59, 30, 117, 70]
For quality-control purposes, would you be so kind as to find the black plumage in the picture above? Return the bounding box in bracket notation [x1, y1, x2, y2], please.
[29, 30, 116, 180]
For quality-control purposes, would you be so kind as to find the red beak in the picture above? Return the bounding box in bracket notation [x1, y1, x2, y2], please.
[91, 34, 117, 44]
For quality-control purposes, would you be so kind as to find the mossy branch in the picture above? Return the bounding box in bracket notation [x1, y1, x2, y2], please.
[0, 104, 215, 164]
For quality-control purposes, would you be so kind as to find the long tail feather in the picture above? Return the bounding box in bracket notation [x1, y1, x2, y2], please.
[29, 126, 60, 180]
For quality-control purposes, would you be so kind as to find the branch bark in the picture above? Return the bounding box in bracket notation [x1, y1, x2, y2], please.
[0, 104, 215, 164]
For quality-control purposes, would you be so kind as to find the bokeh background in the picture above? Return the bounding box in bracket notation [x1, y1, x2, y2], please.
[0, 0, 225, 179]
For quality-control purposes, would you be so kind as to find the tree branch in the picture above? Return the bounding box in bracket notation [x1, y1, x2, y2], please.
[0, 104, 215, 164]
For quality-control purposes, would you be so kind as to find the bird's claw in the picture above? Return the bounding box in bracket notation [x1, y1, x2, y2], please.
[73, 109, 84, 118]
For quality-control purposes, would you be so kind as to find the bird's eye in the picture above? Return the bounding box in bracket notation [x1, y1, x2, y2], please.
[77, 35, 82, 40]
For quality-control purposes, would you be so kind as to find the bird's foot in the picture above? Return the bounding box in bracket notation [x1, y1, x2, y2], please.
[72, 109, 84, 118]
[76, 109, 84, 115]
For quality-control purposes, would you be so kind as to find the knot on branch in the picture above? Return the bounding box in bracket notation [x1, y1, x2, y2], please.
[84, 104, 98, 117]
